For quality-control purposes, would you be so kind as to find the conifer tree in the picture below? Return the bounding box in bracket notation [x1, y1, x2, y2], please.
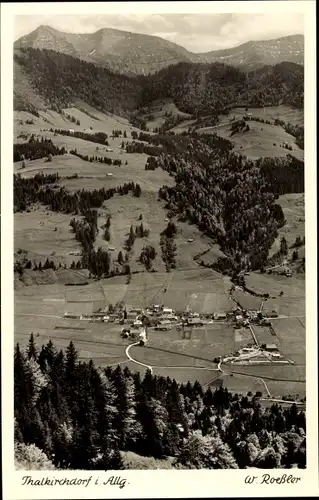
[27, 333, 38, 360]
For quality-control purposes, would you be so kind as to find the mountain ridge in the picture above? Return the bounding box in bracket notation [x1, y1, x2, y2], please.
[14, 25, 304, 75]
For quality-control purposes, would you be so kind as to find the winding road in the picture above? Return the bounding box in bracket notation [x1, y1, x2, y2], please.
[125, 342, 153, 374]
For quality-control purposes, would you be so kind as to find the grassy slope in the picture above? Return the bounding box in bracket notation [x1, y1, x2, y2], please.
[198, 121, 304, 160]
[170, 105, 304, 160]
[14, 105, 226, 277]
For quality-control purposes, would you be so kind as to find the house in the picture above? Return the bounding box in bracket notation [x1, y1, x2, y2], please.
[130, 308, 142, 314]
[187, 238, 194, 243]
[214, 312, 226, 320]
[107, 173, 113, 177]
[69, 129, 74, 135]
[133, 319, 143, 327]
[189, 312, 200, 318]
[64, 312, 78, 319]
[265, 343, 278, 352]
[163, 307, 174, 315]
[105, 147, 113, 152]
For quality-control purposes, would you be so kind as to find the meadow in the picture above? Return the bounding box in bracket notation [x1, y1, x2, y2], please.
[198, 120, 304, 160]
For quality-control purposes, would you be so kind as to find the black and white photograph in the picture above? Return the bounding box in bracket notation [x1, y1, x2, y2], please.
[1, 1, 318, 497]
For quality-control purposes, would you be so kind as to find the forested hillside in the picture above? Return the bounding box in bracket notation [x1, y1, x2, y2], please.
[14, 48, 304, 118]
[14, 48, 143, 115]
[126, 132, 297, 272]
[15, 335, 306, 470]
[141, 62, 304, 115]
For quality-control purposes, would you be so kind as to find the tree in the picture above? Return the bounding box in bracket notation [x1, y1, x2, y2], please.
[118, 251, 124, 265]
[292, 250, 299, 260]
[27, 333, 38, 360]
[175, 431, 238, 469]
[15, 443, 55, 470]
[104, 227, 110, 242]
[280, 236, 288, 255]
[112, 367, 141, 450]
[106, 216, 111, 229]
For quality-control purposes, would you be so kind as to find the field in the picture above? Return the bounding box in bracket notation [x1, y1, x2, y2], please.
[198, 121, 304, 160]
[252, 325, 278, 346]
[221, 105, 304, 126]
[14, 262, 305, 399]
[14, 208, 83, 267]
[245, 271, 305, 297]
[232, 288, 262, 310]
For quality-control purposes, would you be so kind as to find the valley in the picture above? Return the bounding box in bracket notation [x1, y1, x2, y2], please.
[14, 101, 305, 401]
[11, 25, 307, 471]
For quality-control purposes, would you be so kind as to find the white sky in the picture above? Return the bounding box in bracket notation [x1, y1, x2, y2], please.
[14, 13, 304, 52]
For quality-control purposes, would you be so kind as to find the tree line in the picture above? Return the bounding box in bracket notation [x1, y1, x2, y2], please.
[15, 335, 306, 470]
[69, 210, 131, 278]
[14, 173, 142, 213]
[70, 149, 124, 166]
[160, 221, 177, 272]
[50, 128, 109, 146]
[14, 137, 66, 162]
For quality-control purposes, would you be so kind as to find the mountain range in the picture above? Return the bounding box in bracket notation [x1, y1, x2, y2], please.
[14, 25, 304, 75]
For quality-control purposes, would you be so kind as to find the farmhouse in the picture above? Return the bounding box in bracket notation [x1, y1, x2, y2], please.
[265, 343, 278, 352]
[64, 312, 79, 319]
[214, 312, 226, 320]
[189, 312, 200, 318]
[163, 307, 174, 315]
[133, 319, 143, 328]
[264, 311, 279, 318]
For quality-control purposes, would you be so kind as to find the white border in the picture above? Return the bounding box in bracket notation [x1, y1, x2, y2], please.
[1, 2, 317, 499]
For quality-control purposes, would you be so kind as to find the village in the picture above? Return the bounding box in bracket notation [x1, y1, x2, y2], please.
[63, 297, 289, 365]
